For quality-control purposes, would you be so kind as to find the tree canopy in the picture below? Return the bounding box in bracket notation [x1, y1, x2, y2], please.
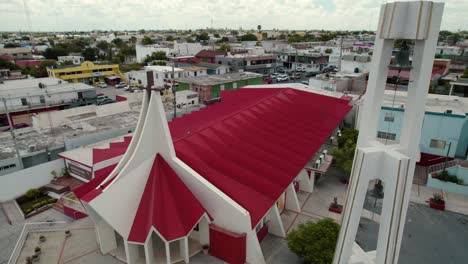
[287, 218, 341, 264]
[238, 33, 258, 41]
[332, 128, 359, 178]
[141, 36, 155, 45]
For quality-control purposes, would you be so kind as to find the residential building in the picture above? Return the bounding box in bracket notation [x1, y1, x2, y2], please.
[278, 52, 328, 72]
[196, 62, 230, 75]
[195, 50, 225, 64]
[135, 44, 171, 63]
[0, 77, 96, 127]
[47, 61, 126, 85]
[145, 65, 186, 89]
[176, 72, 263, 102]
[0, 47, 33, 60]
[357, 90, 468, 160]
[172, 42, 203, 56]
[436, 46, 464, 56]
[58, 56, 85, 65]
[216, 53, 277, 74]
[0, 69, 27, 81]
[180, 66, 208, 77]
[341, 54, 372, 73]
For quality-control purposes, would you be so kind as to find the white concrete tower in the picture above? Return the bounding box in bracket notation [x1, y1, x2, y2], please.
[333, 1, 444, 264]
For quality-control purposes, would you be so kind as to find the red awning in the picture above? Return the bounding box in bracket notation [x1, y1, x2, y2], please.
[127, 154, 206, 242]
[172, 88, 351, 227]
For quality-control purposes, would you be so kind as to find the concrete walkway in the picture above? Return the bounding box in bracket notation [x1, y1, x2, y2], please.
[410, 183, 468, 215]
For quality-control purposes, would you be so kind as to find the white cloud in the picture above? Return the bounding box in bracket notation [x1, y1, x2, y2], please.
[0, 0, 466, 31]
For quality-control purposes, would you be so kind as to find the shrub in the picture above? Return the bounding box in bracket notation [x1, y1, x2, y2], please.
[433, 193, 445, 204]
[437, 170, 460, 184]
[462, 68, 468, 78]
[25, 189, 42, 200]
[287, 218, 340, 264]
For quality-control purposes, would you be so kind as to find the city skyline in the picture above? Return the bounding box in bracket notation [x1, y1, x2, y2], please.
[0, 0, 466, 32]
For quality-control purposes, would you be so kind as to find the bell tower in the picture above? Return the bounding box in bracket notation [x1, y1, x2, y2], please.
[333, 1, 444, 264]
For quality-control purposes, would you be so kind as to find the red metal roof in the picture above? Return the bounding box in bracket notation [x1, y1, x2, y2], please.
[171, 88, 351, 227]
[195, 50, 225, 58]
[128, 154, 206, 242]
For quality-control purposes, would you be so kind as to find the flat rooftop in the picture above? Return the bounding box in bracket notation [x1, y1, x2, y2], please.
[176, 72, 262, 86]
[0, 77, 94, 98]
[381, 90, 468, 115]
[145, 65, 185, 73]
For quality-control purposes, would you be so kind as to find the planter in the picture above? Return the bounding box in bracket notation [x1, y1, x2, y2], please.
[328, 203, 343, 214]
[429, 198, 445, 211]
[65, 230, 72, 237]
[39, 236, 46, 243]
[202, 245, 209, 255]
[34, 247, 41, 255]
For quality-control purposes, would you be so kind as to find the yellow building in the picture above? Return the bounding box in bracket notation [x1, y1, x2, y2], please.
[47, 61, 126, 85]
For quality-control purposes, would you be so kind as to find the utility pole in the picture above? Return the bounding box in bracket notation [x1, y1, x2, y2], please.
[338, 35, 343, 73]
[442, 142, 452, 172]
[2, 98, 24, 169]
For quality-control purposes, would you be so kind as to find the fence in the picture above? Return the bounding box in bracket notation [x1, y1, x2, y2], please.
[8, 221, 68, 264]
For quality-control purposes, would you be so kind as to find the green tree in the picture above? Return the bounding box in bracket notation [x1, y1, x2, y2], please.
[213, 33, 220, 38]
[231, 30, 239, 36]
[261, 32, 268, 39]
[96, 41, 110, 51]
[43, 47, 67, 60]
[239, 33, 258, 41]
[196, 32, 210, 42]
[325, 48, 333, 54]
[143, 51, 167, 64]
[218, 44, 231, 52]
[166, 35, 175, 41]
[288, 34, 302, 43]
[141, 36, 154, 45]
[287, 218, 340, 264]
[0, 58, 21, 71]
[82, 47, 97, 61]
[111, 38, 124, 48]
[1, 33, 8, 39]
[332, 128, 359, 179]
[129, 36, 137, 44]
[186, 37, 195, 43]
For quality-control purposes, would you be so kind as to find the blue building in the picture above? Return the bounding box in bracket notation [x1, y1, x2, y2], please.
[360, 91, 468, 160]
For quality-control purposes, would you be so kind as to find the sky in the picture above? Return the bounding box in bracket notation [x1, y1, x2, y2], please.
[0, 0, 466, 32]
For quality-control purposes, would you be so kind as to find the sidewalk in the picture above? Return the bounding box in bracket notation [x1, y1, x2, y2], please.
[411, 183, 468, 215]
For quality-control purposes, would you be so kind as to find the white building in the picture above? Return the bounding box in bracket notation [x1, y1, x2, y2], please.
[180, 66, 208, 78]
[136, 44, 172, 63]
[173, 42, 203, 56]
[0, 77, 96, 125]
[436, 46, 463, 56]
[58, 56, 85, 65]
[340, 54, 372, 74]
[126, 66, 186, 89]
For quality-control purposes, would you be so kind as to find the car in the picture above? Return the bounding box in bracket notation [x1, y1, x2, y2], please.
[276, 74, 289, 82]
[97, 82, 108, 88]
[97, 98, 115, 105]
[305, 72, 318, 77]
[301, 81, 309, 85]
[263, 76, 273, 84]
[292, 73, 302, 79]
[276, 68, 285, 73]
[115, 82, 128, 89]
[270, 73, 279, 79]
[296, 67, 306, 72]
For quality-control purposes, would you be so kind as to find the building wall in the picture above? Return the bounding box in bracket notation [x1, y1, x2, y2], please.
[48, 61, 124, 84]
[0, 157, 22, 176]
[375, 107, 467, 158]
[0, 159, 64, 202]
[64, 127, 135, 150]
[136, 45, 171, 63]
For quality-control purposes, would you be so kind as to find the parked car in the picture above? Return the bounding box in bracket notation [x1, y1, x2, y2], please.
[97, 82, 108, 88]
[276, 74, 289, 82]
[115, 82, 128, 89]
[270, 73, 279, 79]
[322, 66, 338, 73]
[97, 98, 115, 105]
[296, 67, 306, 72]
[263, 76, 273, 84]
[292, 72, 302, 79]
[277, 68, 285, 73]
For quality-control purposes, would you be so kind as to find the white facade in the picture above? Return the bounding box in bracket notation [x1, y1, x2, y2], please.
[341, 54, 372, 74]
[436, 46, 463, 56]
[334, 2, 444, 264]
[58, 55, 85, 65]
[173, 42, 203, 56]
[136, 44, 171, 63]
[145, 66, 185, 89]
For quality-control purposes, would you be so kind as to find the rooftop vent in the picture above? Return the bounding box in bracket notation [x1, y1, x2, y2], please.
[446, 109, 452, 114]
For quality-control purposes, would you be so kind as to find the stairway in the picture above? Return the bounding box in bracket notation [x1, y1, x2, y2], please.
[52, 198, 64, 213]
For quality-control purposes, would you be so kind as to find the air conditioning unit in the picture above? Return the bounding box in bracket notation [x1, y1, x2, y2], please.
[322, 149, 328, 156]
[28, 145, 37, 152]
[314, 160, 320, 169]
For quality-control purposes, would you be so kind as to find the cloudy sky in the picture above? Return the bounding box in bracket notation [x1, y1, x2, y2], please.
[0, 0, 466, 32]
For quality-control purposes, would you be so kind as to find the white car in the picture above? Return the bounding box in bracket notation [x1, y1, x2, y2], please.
[97, 82, 108, 88]
[296, 67, 306, 72]
[276, 74, 289, 82]
[115, 82, 128, 89]
[270, 73, 279, 78]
